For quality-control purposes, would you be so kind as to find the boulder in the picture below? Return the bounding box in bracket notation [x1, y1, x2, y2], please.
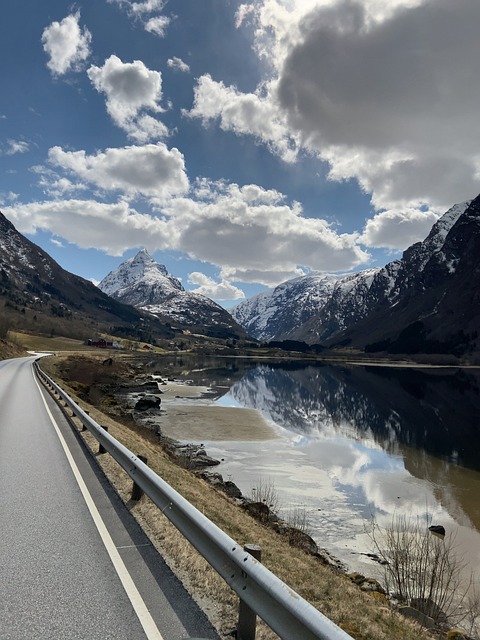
[358, 578, 385, 595]
[134, 395, 161, 411]
[286, 527, 318, 555]
[429, 524, 446, 537]
[398, 606, 435, 629]
[410, 598, 447, 623]
[223, 480, 243, 499]
[243, 501, 271, 522]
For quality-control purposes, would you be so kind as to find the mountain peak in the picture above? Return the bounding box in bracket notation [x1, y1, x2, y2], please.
[133, 248, 152, 262]
[98, 251, 246, 338]
[99, 251, 183, 302]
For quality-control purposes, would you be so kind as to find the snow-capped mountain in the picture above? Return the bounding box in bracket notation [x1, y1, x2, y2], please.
[231, 270, 380, 343]
[0, 212, 167, 340]
[232, 196, 479, 355]
[99, 249, 246, 339]
[99, 249, 184, 306]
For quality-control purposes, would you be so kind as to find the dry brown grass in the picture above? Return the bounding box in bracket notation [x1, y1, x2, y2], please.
[41, 357, 433, 640]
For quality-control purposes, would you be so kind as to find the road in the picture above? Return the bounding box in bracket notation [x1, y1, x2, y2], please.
[0, 356, 219, 640]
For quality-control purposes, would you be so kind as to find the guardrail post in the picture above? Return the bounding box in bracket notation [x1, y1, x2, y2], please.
[98, 426, 108, 454]
[81, 410, 89, 431]
[237, 544, 262, 640]
[131, 455, 148, 501]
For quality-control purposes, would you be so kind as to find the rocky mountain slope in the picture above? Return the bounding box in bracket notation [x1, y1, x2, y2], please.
[99, 249, 246, 340]
[232, 196, 479, 355]
[332, 197, 479, 354]
[232, 269, 380, 343]
[0, 212, 171, 341]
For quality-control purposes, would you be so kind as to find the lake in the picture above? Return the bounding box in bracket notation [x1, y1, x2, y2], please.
[156, 356, 480, 577]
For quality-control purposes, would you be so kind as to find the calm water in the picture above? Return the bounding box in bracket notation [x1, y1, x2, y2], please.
[160, 357, 480, 574]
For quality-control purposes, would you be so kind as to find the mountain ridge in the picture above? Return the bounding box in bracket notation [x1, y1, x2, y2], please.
[0, 211, 172, 342]
[99, 249, 247, 340]
[232, 197, 479, 355]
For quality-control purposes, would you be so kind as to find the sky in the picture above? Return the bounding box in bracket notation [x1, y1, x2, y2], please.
[1, 0, 479, 308]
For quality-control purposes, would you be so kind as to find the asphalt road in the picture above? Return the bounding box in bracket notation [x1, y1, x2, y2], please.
[0, 356, 219, 640]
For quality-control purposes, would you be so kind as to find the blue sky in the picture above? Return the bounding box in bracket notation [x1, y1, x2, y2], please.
[1, 0, 479, 307]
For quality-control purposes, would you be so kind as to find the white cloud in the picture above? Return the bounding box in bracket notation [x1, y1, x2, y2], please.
[42, 12, 92, 77]
[275, 0, 480, 210]
[192, 0, 480, 219]
[144, 16, 170, 37]
[107, 0, 165, 14]
[4, 139, 30, 155]
[4, 199, 172, 256]
[88, 55, 168, 141]
[188, 272, 245, 301]
[37, 173, 88, 198]
[0, 191, 18, 206]
[107, 0, 171, 36]
[220, 265, 306, 287]
[187, 75, 299, 163]
[162, 180, 369, 285]
[167, 57, 190, 73]
[360, 208, 439, 250]
[235, 4, 256, 28]
[124, 0, 165, 15]
[47, 143, 189, 200]
[10, 174, 369, 287]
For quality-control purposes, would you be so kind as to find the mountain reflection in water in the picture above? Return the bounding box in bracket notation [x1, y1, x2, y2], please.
[203, 361, 480, 571]
[158, 356, 480, 569]
[226, 364, 480, 471]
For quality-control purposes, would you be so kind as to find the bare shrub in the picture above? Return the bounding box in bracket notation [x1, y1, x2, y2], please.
[248, 478, 280, 513]
[286, 505, 311, 535]
[369, 514, 474, 627]
[463, 584, 480, 639]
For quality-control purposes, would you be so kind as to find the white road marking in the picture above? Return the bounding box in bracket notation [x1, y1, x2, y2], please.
[32, 369, 165, 640]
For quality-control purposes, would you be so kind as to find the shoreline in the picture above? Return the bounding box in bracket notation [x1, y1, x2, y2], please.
[127, 378, 361, 575]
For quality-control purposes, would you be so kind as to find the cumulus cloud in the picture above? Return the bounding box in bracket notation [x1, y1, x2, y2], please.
[360, 208, 439, 249]
[12, 171, 369, 286]
[88, 55, 167, 141]
[276, 0, 480, 209]
[191, 0, 480, 238]
[47, 143, 189, 200]
[186, 75, 299, 162]
[111, 0, 166, 15]
[167, 57, 190, 73]
[4, 199, 172, 256]
[162, 180, 369, 285]
[235, 4, 256, 28]
[42, 12, 92, 76]
[188, 272, 245, 301]
[0, 191, 18, 206]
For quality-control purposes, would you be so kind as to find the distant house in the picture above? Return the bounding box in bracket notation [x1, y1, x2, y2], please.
[87, 338, 113, 348]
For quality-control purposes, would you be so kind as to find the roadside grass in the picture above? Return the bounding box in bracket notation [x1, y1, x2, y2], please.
[42, 357, 432, 640]
[11, 331, 172, 355]
[9, 331, 92, 352]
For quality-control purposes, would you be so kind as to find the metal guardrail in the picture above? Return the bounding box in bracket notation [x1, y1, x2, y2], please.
[35, 361, 353, 640]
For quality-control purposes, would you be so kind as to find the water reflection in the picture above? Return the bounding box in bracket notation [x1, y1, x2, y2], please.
[155, 356, 480, 569]
[226, 363, 480, 471]
[203, 362, 480, 571]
